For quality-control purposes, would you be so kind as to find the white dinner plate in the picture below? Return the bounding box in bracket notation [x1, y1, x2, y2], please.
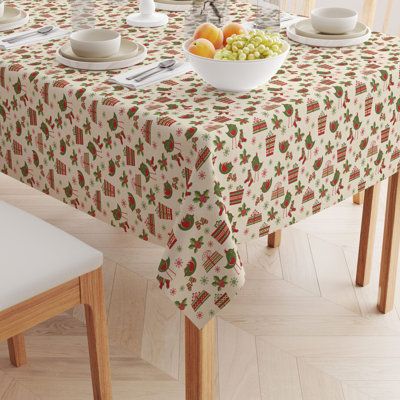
[56, 42, 147, 71]
[155, 0, 191, 12]
[0, 8, 29, 32]
[287, 23, 371, 48]
[60, 39, 139, 63]
[295, 19, 368, 40]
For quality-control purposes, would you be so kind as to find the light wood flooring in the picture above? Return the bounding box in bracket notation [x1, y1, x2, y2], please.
[1, 172, 400, 400]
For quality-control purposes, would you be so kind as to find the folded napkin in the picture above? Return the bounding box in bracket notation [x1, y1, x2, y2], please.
[0, 26, 69, 50]
[111, 61, 193, 89]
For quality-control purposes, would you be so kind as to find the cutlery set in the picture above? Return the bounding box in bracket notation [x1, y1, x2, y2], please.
[126, 59, 178, 82]
[1, 25, 54, 43]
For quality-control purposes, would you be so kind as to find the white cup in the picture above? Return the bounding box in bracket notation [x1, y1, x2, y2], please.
[0, 1, 5, 19]
[311, 8, 358, 34]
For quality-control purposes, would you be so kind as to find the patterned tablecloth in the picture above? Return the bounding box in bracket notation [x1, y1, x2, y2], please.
[1, 0, 400, 328]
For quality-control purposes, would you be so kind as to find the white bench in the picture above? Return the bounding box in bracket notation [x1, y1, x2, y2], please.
[0, 201, 112, 400]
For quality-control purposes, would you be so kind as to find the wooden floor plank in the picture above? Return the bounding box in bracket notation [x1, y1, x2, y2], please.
[0, 370, 41, 400]
[107, 266, 147, 356]
[341, 384, 375, 400]
[256, 337, 302, 400]
[279, 228, 321, 296]
[303, 357, 400, 381]
[141, 282, 181, 380]
[309, 235, 360, 314]
[218, 319, 261, 400]
[222, 314, 400, 336]
[247, 240, 283, 279]
[239, 278, 321, 298]
[343, 247, 400, 329]
[220, 296, 356, 318]
[298, 360, 345, 400]
[345, 381, 400, 400]
[262, 336, 400, 358]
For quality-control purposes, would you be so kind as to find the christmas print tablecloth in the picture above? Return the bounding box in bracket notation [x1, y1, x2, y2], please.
[1, 0, 400, 328]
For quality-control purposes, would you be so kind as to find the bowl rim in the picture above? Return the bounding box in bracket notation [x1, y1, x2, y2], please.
[182, 38, 290, 64]
[70, 28, 121, 44]
[311, 7, 358, 19]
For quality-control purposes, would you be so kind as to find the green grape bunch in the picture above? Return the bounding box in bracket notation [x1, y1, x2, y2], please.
[214, 30, 284, 61]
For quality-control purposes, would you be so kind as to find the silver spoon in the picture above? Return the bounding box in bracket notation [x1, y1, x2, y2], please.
[126, 59, 176, 81]
[4, 26, 55, 44]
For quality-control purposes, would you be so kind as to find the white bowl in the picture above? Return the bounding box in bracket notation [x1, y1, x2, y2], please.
[0, 1, 5, 19]
[182, 39, 290, 93]
[70, 29, 121, 59]
[311, 8, 358, 34]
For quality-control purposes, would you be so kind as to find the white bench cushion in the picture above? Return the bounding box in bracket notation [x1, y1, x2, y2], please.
[0, 201, 103, 312]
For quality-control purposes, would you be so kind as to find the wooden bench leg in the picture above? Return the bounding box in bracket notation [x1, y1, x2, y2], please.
[7, 334, 27, 367]
[267, 230, 281, 248]
[356, 183, 380, 286]
[353, 191, 365, 205]
[378, 172, 400, 313]
[80, 268, 112, 400]
[185, 317, 215, 400]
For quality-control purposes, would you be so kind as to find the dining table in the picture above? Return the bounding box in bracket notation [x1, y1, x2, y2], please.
[1, 0, 400, 398]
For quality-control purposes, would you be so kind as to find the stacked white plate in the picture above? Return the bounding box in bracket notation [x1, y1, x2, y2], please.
[0, 6, 29, 32]
[287, 19, 371, 47]
[155, 0, 191, 12]
[56, 39, 147, 71]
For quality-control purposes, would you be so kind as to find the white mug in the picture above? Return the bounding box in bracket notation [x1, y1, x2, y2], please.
[0, 1, 4, 19]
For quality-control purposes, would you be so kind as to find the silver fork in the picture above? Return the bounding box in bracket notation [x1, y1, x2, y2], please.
[3, 26, 55, 44]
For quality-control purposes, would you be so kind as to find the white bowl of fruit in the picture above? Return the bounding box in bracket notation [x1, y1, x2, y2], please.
[183, 22, 290, 92]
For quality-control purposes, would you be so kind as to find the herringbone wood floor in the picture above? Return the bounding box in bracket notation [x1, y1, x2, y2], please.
[1, 172, 400, 400]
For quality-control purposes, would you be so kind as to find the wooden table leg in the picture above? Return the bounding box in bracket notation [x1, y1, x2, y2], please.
[7, 334, 27, 367]
[353, 191, 365, 205]
[356, 183, 380, 286]
[267, 230, 281, 248]
[378, 172, 400, 313]
[185, 317, 215, 400]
